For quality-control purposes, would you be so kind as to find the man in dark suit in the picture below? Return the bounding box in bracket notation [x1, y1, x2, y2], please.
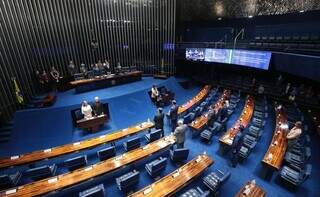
[92, 97, 104, 116]
[173, 119, 187, 148]
[153, 108, 164, 137]
[230, 124, 245, 167]
[168, 100, 179, 132]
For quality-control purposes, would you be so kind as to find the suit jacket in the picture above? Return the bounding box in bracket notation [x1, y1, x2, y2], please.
[231, 132, 244, 154]
[153, 112, 164, 129]
[174, 124, 187, 144]
[219, 106, 228, 121]
[169, 105, 179, 120]
[93, 102, 104, 116]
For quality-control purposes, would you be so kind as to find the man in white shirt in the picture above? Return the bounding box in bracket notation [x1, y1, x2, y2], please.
[287, 121, 302, 148]
[81, 101, 93, 119]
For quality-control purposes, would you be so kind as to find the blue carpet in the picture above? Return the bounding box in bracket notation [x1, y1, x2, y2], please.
[0, 78, 319, 197]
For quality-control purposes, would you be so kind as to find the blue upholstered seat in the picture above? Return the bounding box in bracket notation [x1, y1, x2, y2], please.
[116, 170, 140, 191]
[200, 129, 213, 142]
[184, 112, 195, 124]
[203, 168, 231, 193]
[79, 184, 105, 197]
[64, 155, 87, 171]
[145, 129, 162, 143]
[179, 187, 210, 197]
[25, 164, 57, 181]
[97, 146, 116, 161]
[243, 134, 258, 150]
[123, 137, 140, 151]
[170, 148, 189, 162]
[0, 172, 21, 190]
[252, 118, 264, 128]
[145, 157, 167, 177]
[248, 125, 262, 139]
[280, 164, 312, 186]
[253, 111, 266, 119]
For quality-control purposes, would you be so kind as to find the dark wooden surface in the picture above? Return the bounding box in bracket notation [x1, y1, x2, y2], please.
[77, 114, 108, 131]
[235, 181, 266, 197]
[129, 154, 214, 197]
[0, 135, 176, 197]
[219, 96, 255, 146]
[0, 122, 154, 169]
[70, 71, 143, 93]
[262, 110, 288, 170]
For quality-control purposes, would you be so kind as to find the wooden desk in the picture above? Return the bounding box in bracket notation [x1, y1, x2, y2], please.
[178, 85, 211, 115]
[70, 71, 142, 93]
[77, 114, 108, 132]
[0, 122, 154, 169]
[129, 154, 213, 197]
[262, 110, 288, 170]
[0, 135, 176, 197]
[235, 181, 266, 197]
[189, 90, 230, 131]
[219, 96, 254, 147]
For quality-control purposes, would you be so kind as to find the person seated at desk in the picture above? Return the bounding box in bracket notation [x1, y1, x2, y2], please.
[91, 63, 100, 77]
[50, 66, 60, 83]
[102, 60, 111, 75]
[230, 124, 245, 167]
[287, 121, 302, 149]
[151, 85, 159, 103]
[81, 101, 93, 120]
[92, 97, 104, 116]
[116, 62, 122, 74]
[80, 63, 87, 75]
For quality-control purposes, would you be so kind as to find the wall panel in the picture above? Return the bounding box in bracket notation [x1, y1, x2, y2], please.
[0, 0, 176, 120]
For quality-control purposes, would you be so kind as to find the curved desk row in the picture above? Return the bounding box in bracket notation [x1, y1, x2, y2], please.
[189, 90, 231, 131]
[219, 96, 255, 150]
[178, 85, 211, 115]
[0, 122, 154, 169]
[262, 110, 288, 170]
[0, 136, 176, 197]
[0, 85, 210, 169]
[129, 154, 213, 197]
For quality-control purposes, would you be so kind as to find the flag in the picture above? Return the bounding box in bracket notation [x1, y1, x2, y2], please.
[12, 78, 24, 105]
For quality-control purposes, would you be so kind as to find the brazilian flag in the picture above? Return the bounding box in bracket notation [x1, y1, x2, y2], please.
[12, 78, 24, 105]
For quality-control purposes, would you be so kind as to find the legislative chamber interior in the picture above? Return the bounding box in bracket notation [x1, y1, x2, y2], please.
[0, 0, 320, 197]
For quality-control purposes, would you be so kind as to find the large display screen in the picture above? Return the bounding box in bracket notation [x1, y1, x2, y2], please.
[186, 48, 271, 70]
[186, 48, 205, 61]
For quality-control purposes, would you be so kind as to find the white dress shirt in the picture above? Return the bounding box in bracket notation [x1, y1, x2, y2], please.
[81, 105, 93, 119]
[151, 87, 159, 98]
[287, 127, 302, 140]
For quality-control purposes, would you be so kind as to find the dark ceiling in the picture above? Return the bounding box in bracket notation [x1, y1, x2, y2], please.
[178, 0, 320, 21]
